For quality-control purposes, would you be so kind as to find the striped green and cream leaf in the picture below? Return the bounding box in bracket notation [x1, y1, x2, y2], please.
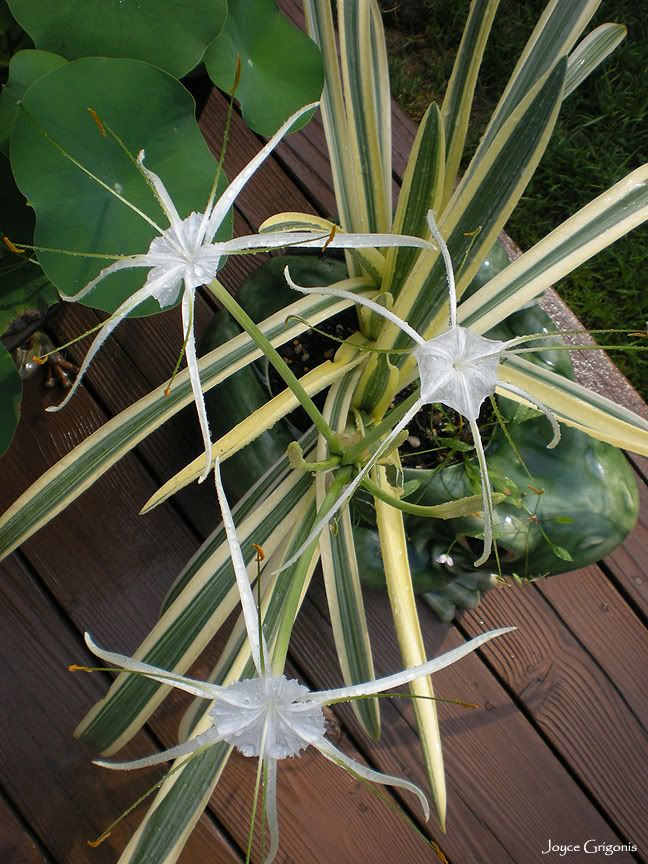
[497, 356, 648, 455]
[564, 22, 627, 98]
[458, 164, 648, 333]
[441, 0, 500, 204]
[303, 0, 359, 233]
[0, 291, 362, 561]
[373, 464, 446, 830]
[338, 0, 391, 232]
[317, 369, 380, 738]
[75, 461, 314, 755]
[375, 58, 567, 363]
[471, 0, 599, 170]
[381, 103, 445, 301]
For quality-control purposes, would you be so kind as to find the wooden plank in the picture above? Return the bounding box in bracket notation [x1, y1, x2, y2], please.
[291, 580, 635, 864]
[538, 565, 648, 728]
[0, 383, 442, 862]
[0, 554, 240, 864]
[0, 793, 50, 864]
[603, 476, 648, 620]
[460, 577, 648, 847]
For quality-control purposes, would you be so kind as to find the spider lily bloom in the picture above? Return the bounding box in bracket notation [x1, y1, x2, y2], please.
[284, 212, 560, 567]
[46, 102, 437, 482]
[86, 459, 513, 862]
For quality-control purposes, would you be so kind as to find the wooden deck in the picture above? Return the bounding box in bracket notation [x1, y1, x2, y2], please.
[1, 16, 647, 864]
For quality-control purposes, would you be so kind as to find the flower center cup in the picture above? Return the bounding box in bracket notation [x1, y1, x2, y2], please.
[209, 675, 326, 759]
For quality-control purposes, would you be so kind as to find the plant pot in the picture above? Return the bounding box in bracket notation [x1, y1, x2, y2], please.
[201, 247, 639, 620]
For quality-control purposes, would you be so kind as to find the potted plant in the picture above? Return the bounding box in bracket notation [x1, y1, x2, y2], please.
[1, 0, 647, 859]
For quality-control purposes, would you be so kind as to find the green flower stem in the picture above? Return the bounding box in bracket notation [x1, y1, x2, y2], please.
[272, 467, 353, 672]
[208, 278, 340, 452]
[343, 389, 421, 464]
[361, 476, 505, 518]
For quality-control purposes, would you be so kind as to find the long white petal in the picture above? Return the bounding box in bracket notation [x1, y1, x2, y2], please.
[204, 102, 320, 242]
[213, 460, 270, 676]
[59, 255, 156, 303]
[469, 418, 494, 568]
[426, 212, 457, 329]
[309, 627, 515, 704]
[217, 230, 437, 255]
[83, 632, 225, 702]
[273, 400, 424, 575]
[284, 267, 426, 346]
[46, 277, 162, 413]
[261, 757, 280, 864]
[137, 150, 182, 227]
[181, 288, 213, 482]
[94, 730, 218, 771]
[317, 739, 430, 821]
[496, 381, 561, 448]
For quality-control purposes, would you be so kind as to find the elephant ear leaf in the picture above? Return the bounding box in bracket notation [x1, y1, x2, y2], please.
[6, 0, 226, 78]
[204, 0, 323, 135]
[10, 58, 223, 316]
[0, 50, 67, 155]
[0, 340, 21, 457]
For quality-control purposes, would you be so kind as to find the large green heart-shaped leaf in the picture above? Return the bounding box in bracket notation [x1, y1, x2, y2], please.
[0, 340, 21, 455]
[0, 50, 66, 155]
[6, 0, 226, 78]
[204, 0, 323, 135]
[11, 58, 225, 314]
[0, 155, 57, 334]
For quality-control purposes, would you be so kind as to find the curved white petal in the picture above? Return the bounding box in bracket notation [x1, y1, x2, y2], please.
[137, 150, 182, 227]
[94, 730, 218, 771]
[261, 757, 280, 864]
[59, 255, 156, 303]
[273, 400, 424, 575]
[309, 627, 515, 704]
[181, 288, 213, 482]
[426, 212, 457, 328]
[317, 740, 430, 821]
[83, 632, 225, 702]
[496, 381, 561, 448]
[46, 278, 162, 413]
[213, 461, 270, 676]
[216, 230, 437, 256]
[284, 267, 426, 346]
[469, 418, 494, 568]
[204, 102, 320, 243]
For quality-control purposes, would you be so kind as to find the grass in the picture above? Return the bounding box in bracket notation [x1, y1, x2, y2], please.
[380, 0, 647, 399]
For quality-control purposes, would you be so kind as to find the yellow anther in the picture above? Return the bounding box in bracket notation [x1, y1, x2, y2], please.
[3, 235, 24, 254]
[252, 543, 265, 562]
[87, 831, 111, 848]
[68, 664, 93, 672]
[232, 54, 242, 94]
[321, 223, 336, 254]
[87, 107, 107, 137]
[32, 355, 48, 366]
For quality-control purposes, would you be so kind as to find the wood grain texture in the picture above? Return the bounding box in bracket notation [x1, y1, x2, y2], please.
[0, 555, 240, 864]
[293, 579, 638, 863]
[0, 793, 50, 864]
[460, 581, 648, 848]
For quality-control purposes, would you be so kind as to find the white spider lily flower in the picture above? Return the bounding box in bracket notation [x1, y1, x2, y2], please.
[48, 101, 438, 482]
[87, 459, 514, 862]
[284, 212, 560, 567]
